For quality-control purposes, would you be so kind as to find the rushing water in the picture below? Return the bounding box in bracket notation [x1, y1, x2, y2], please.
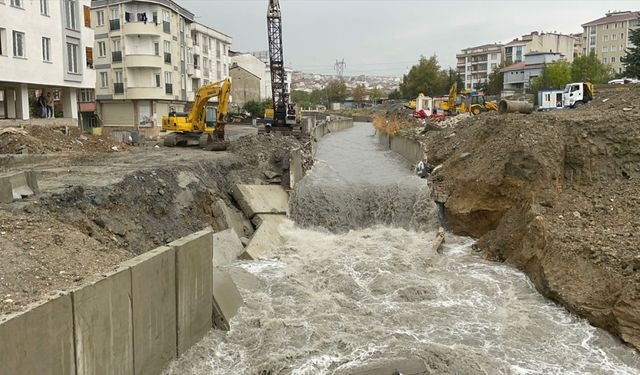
[164, 123, 640, 374]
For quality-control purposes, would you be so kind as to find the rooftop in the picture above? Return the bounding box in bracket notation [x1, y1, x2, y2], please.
[582, 11, 640, 27]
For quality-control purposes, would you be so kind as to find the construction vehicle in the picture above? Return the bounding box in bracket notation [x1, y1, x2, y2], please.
[266, 0, 301, 136]
[562, 82, 594, 108]
[162, 78, 231, 151]
[438, 83, 497, 115]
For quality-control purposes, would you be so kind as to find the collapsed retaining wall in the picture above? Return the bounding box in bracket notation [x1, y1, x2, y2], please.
[376, 132, 424, 164]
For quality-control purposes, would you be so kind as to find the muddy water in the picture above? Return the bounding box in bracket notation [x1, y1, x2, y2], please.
[164, 123, 640, 374]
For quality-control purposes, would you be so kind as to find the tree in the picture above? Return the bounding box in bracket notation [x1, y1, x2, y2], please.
[291, 90, 311, 108]
[388, 89, 402, 100]
[622, 18, 640, 78]
[309, 89, 327, 106]
[534, 60, 572, 91]
[571, 51, 613, 83]
[368, 88, 386, 101]
[243, 100, 264, 117]
[399, 55, 450, 98]
[351, 84, 367, 102]
[446, 68, 464, 93]
[486, 64, 505, 95]
[325, 79, 348, 103]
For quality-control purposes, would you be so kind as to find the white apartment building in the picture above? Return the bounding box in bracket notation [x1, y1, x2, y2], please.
[504, 31, 580, 63]
[0, 0, 95, 123]
[582, 11, 640, 74]
[90, 0, 232, 134]
[456, 44, 503, 90]
[189, 23, 231, 100]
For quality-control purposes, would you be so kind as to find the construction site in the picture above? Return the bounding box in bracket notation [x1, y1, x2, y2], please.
[2, 0, 640, 373]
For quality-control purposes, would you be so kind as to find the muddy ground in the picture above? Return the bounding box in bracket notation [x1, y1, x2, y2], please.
[381, 84, 640, 350]
[0, 124, 308, 314]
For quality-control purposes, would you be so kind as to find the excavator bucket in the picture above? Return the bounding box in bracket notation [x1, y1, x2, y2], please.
[199, 133, 229, 151]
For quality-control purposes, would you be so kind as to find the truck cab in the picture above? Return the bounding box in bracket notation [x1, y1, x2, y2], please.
[563, 82, 594, 108]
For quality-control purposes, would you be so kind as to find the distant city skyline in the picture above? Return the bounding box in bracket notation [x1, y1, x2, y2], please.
[181, 0, 639, 77]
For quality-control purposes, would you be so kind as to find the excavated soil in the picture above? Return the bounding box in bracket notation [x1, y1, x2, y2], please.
[0, 125, 128, 154]
[0, 129, 304, 315]
[388, 84, 640, 350]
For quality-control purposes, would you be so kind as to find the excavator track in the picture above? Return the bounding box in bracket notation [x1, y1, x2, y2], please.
[199, 133, 229, 151]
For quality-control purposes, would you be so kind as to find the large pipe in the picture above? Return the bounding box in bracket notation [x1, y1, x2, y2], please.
[499, 100, 534, 114]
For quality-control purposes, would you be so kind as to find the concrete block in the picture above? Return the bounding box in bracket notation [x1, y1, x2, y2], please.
[212, 229, 244, 268]
[251, 213, 284, 228]
[289, 147, 304, 189]
[0, 171, 38, 203]
[212, 271, 243, 331]
[227, 267, 262, 292]
[231, 184, 289, 218]
[120, 246, 176, 375]
[241, 215, 287, 260]
[73, 267, 133, 375]
[212, 198, 254, 237]
[0, 294, 75, 375]
[170, 228, 214, 355]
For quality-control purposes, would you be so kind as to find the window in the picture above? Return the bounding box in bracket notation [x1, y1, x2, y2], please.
[12, 31, 25, 58]
[162, 10, 170, 22]
[603, 57, 608, 63]
[100, 72, 108, 88]
[113, 38, 121, 52]
[590, 26, 596, 34]
[602, 46, 608, 52]
[65, 0, 78, 30]
[111, 7, 119, 20]
[164, 71, 172, 94]
[611, 45, 617, 52]
[612, 34, 617, 41]
[0, 28, 6, 56]
[590, 37, 596, 46]
[10, 0, 23, 8]
[611, 56, 616, 63]
[96, 10, 104, 26]
[40, 0, 49, 15]
[67, 40, 79, 73]
[154, 73, 161, 87]
[621, 33, 624, 39]
[114, 70, 124, 94]
[83, 5, 90, 27]
[114, 70, 123, 83]
[163, 40, 170, 53]
[79, 89, 94, 102]
[42, 37, 51, 62]
[98, 41, 106, 57]
[164, 71, 171, 83]
[85, 46, 93, 68]
[154, 42, 160, 56]
[605, 24, 609, 30]
[590, 47, 595, 54]
[603, 35, 609, 41]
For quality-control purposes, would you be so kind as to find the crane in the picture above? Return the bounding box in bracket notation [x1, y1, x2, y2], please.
[162, 78, 231, 151]
[266, 0, 299, 135]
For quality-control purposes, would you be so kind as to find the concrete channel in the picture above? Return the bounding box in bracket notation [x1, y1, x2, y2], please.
[0, 116, 353, 375]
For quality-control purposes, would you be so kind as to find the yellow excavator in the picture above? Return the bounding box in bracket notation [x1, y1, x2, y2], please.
[439, 82, 498, 115]
[162, 78, 231, 151]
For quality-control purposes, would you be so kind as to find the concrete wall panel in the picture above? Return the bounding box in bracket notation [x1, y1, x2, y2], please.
[0, 294, 75, 375]
[170, 228, 214, 356]
[73, 268, 134, 375]
[212, 229, 244, 268]
[231, 184, 289, 218]
[121, 246, 177, 375]
[212, 271, 243, 331]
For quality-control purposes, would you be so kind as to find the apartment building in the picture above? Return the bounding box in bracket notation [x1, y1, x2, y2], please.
[91, 0, 193, 132]
[189, 23, 232, 100]
[0, 0, 95, 123]
[502, 52, 563, 92]
[504, 31, 580, 64]
[582, 11, 640, 74]
[456, 44, 503, 90]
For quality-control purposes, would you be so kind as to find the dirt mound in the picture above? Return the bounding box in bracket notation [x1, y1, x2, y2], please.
[0, 125, 127, 154]
[386, 84, 640, 350]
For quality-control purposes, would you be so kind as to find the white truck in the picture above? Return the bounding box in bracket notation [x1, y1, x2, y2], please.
[562, 82, 594, 108]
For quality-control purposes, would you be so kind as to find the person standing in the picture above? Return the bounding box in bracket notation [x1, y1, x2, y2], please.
[45, 92, 54, 118]
[38, 92, 47, 118]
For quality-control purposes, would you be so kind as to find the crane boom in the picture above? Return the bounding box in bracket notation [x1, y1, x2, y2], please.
[267, 0, 288, 127]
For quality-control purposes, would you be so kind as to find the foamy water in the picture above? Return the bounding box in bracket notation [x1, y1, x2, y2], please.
[164, 124, 640, 374]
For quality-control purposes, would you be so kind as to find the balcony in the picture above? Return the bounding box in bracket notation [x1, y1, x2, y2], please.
[164, 53, 172, 64]
[109, 19, 121, 31]
[112, 51, 123, 63]
[114, 83, 124, 94]
[163, 21, 170, 34]
[187, 63, 194, 75]
[126, 54, 162, 67]
[192, 66, 201, 78]
[123, 21, 161, 35]
[165, 83, 173, 95]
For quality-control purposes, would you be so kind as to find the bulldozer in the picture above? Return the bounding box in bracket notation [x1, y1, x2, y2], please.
[162, 78, 231, 151]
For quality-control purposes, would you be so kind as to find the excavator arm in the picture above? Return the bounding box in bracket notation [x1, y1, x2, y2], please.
[187, 78, 232, 133]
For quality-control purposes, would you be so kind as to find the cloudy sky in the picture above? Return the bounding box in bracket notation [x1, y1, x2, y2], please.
[181, 0, 638, 77]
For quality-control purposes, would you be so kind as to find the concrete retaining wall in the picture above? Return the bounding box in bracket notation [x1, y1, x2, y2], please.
[0, 228, 220, 375]
[377, 132, 425, 164]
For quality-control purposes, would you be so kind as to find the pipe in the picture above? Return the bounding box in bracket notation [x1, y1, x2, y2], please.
[499, 100, 534, 114]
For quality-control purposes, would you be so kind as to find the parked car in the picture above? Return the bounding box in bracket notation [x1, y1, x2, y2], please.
[608, 78, 640, 84]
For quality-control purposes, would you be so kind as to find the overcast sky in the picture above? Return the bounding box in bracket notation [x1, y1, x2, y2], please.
[180, 0, 638, 77]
